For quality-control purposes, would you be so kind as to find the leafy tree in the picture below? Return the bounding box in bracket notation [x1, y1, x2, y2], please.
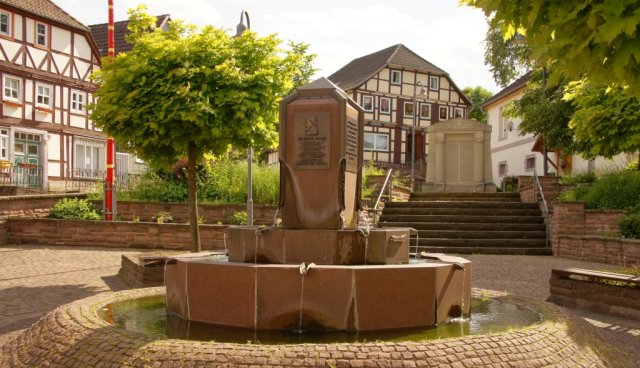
[484, 26, 531, 87]
[504, 69, 582, 154]
[91, 7, 316, 251]
[565, 81, 640, 165]
[462, 86, 493, 123]
[463, 0, 640, 97]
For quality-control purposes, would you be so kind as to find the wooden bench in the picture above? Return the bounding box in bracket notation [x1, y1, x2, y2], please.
[551, 267, 640, 287]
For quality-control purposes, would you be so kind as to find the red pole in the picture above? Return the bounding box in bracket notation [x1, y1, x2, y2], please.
[105, 0, 115, 220]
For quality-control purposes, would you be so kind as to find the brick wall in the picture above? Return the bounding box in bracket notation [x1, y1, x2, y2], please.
[0, 193, 86, 219]
[0, 220, 6, 245]
[94, 201, 278, 225]
[7, 218, 227, 250]
[518, 175, 562, 203]
[550, 202, 624, 247]
[556, 235, 640, 267]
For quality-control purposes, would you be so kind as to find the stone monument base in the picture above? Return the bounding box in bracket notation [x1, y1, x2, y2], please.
[421, 181, 497, 193]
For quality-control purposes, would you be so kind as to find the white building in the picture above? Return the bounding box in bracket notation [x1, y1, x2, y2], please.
[0, 0, 104, 191]
[484, 72, 635, 187]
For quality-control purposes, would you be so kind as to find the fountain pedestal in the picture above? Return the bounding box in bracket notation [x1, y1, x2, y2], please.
[165, 78, 472, 331]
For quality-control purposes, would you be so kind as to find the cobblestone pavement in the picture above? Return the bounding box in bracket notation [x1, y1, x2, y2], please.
[1, 245, 638, 363]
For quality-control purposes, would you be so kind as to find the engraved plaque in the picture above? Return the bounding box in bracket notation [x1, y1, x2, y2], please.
[345, 117, 358, 173]
[293, 112, 331, 169]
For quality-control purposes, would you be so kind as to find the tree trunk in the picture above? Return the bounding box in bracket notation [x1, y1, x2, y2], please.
[187, 141, 201, 252]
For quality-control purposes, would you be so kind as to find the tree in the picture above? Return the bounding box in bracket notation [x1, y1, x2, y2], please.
[91, 7, 316, 251]
[504, 69, 582, 154]
[565, 81, 640, 165]
[484, 26, 531, 87]
[462, 86, 493, 123]
[463, 0, 640, 97]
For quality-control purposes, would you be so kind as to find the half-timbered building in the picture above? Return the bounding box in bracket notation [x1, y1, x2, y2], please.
[0, 0, 102, 191]
[328, 44, 471, 177]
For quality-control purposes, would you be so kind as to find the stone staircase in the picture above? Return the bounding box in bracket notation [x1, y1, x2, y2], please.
[378, 192, 551, 255]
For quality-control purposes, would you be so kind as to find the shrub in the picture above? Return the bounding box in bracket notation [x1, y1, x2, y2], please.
[581, 170, 640, 210]
[557, 184, 591, 202]
[619, 213, 640, 239]
[230, 211, 248, 225]
[559, 171, 597, 185]
[152, 211, 173, 224]
[50, 198, 102, 220]
[626, 158, 639, 172]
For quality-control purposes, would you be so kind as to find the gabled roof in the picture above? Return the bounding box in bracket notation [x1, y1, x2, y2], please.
[482, 71, 531, 108]
[0, 0, 88, 31]
[89, 14, 171, 56]
[328, 44, 447, 91]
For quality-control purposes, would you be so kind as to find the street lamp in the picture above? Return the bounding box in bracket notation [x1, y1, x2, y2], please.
[411, 81, 426, 192]
[235, 10, 254, 226]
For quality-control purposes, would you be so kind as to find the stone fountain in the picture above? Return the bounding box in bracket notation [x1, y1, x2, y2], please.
[165, 77, 471, 331]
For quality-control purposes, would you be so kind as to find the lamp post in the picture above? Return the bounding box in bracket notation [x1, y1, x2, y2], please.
[411, 81, 426, 192]
[235, 10, 254, 226]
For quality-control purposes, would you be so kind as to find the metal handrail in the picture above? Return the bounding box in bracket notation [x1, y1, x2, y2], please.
[533, 170, 550, 248]
[374, 168, 393, 212]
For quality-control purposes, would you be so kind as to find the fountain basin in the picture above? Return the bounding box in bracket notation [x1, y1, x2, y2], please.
[165, 256, 471, 331]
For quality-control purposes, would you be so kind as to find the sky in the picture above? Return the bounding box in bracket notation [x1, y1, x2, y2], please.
[54, 0, 500, 94]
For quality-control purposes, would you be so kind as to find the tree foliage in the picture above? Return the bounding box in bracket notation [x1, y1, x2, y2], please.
[484, 26, 531, 87]
[504, 69, 581, 154]
[462, 86, 493, 123]
[565, 81, 640, 160]
[91, 7, 316, 251]
[463, 0, 640, 97]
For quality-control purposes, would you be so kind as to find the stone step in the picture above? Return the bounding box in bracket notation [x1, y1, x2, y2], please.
[414, 230, 546, 239]
[411, 238, 547, 248]
[379, 222, 546, 232]
[384, 201, 539, 209]
[378, 214, 545, 224]
[410, 192, 521, 202]
[381, 207, 542, 216]
[415, 246, 553, 255]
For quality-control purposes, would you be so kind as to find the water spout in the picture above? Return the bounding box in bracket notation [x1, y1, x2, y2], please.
[298, 262, 315, 332]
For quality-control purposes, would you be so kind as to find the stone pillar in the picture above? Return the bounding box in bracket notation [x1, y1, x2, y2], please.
[473, 132, 484, 183]
[435, 132, 445, 182]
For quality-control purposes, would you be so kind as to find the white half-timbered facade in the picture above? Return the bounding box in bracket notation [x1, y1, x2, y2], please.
[329, 44, 471, 177]
[0, 0, 103, 191]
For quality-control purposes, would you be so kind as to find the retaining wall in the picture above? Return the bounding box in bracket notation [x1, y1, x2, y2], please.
[0, 220, 6, 245]
[556, 235, 640, 267]
[6, 218, 226, 250]
[0, 193, 86, 219]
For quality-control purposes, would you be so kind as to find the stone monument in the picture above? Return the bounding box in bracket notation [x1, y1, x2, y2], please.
[165, 78, 471, 331]
[424, 118, 496, 192]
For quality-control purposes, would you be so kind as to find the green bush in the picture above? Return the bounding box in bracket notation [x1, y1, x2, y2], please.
[557, 184, 592, 202]
[230, 211, 248, 225]
[559, 171, 597, 185]
[619, 213, 640, 239]
[151, 211, 173, 224]
[50, 198, 102, 220]
[581, 170, 640, 210]
[626, 159, 639, 172]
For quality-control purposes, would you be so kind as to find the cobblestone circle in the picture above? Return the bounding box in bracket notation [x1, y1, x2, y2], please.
[2, 287, 639, 367]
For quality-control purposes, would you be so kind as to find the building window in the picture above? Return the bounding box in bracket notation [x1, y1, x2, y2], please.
[454, 107, 464, 118]
[3, 75, 21, 103]
[0, 128, 8, 160]
[0, 10, 11, 37]
[379, 97, 390, 114]
[498, 106, 508, 140]
[429, 76, 439, 90]
[364, 132, 389, 152]
[498, 161, 508, 177]
[35, 22, 48, 48]
[36, 83, 52, 108]
[525, 155, 536, 172]
[439, 106, 448, 121]
[404, 101, 415, 118]
[71, 90, 86, 114]
[390, 70, 402, 85]
[75, 140, 104, 178]
[361, 95, 373, 112]
[420, 103, 431, 119]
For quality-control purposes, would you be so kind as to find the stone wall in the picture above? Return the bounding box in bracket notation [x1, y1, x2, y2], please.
[556, 235, 640, 267]
[518, 175, 562, 203]
[550, 273, 640, 320]
[96, 201, 278, 225]
[0, 193, 86, 219]
[119, 254, 166, 288]
[6, 218, 226, 250]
